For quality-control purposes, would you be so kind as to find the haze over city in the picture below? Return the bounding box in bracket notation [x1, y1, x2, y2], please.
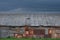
[0, 0, 60, 26]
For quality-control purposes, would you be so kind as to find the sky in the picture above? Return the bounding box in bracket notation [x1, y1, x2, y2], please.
[0, 0, 60, 26]
[0, 14, 60, 26]
[0, 0, 60, 14]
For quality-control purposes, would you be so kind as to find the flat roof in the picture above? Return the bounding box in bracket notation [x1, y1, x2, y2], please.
[0, 25, 60, 28]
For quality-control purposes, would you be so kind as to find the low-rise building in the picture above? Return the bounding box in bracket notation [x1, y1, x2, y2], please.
[0, 25, 60, 38]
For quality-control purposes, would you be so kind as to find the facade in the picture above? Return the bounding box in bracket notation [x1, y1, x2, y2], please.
[0, 25, 60, 38]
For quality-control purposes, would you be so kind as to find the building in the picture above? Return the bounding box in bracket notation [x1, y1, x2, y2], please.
[0, 12, 60, 38]
[0, 25, 60, 38]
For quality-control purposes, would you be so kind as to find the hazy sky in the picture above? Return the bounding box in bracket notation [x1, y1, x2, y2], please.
[0, 14, 60, 26]
[0, 0, 60, 25]
[0, 0, 60, 13]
